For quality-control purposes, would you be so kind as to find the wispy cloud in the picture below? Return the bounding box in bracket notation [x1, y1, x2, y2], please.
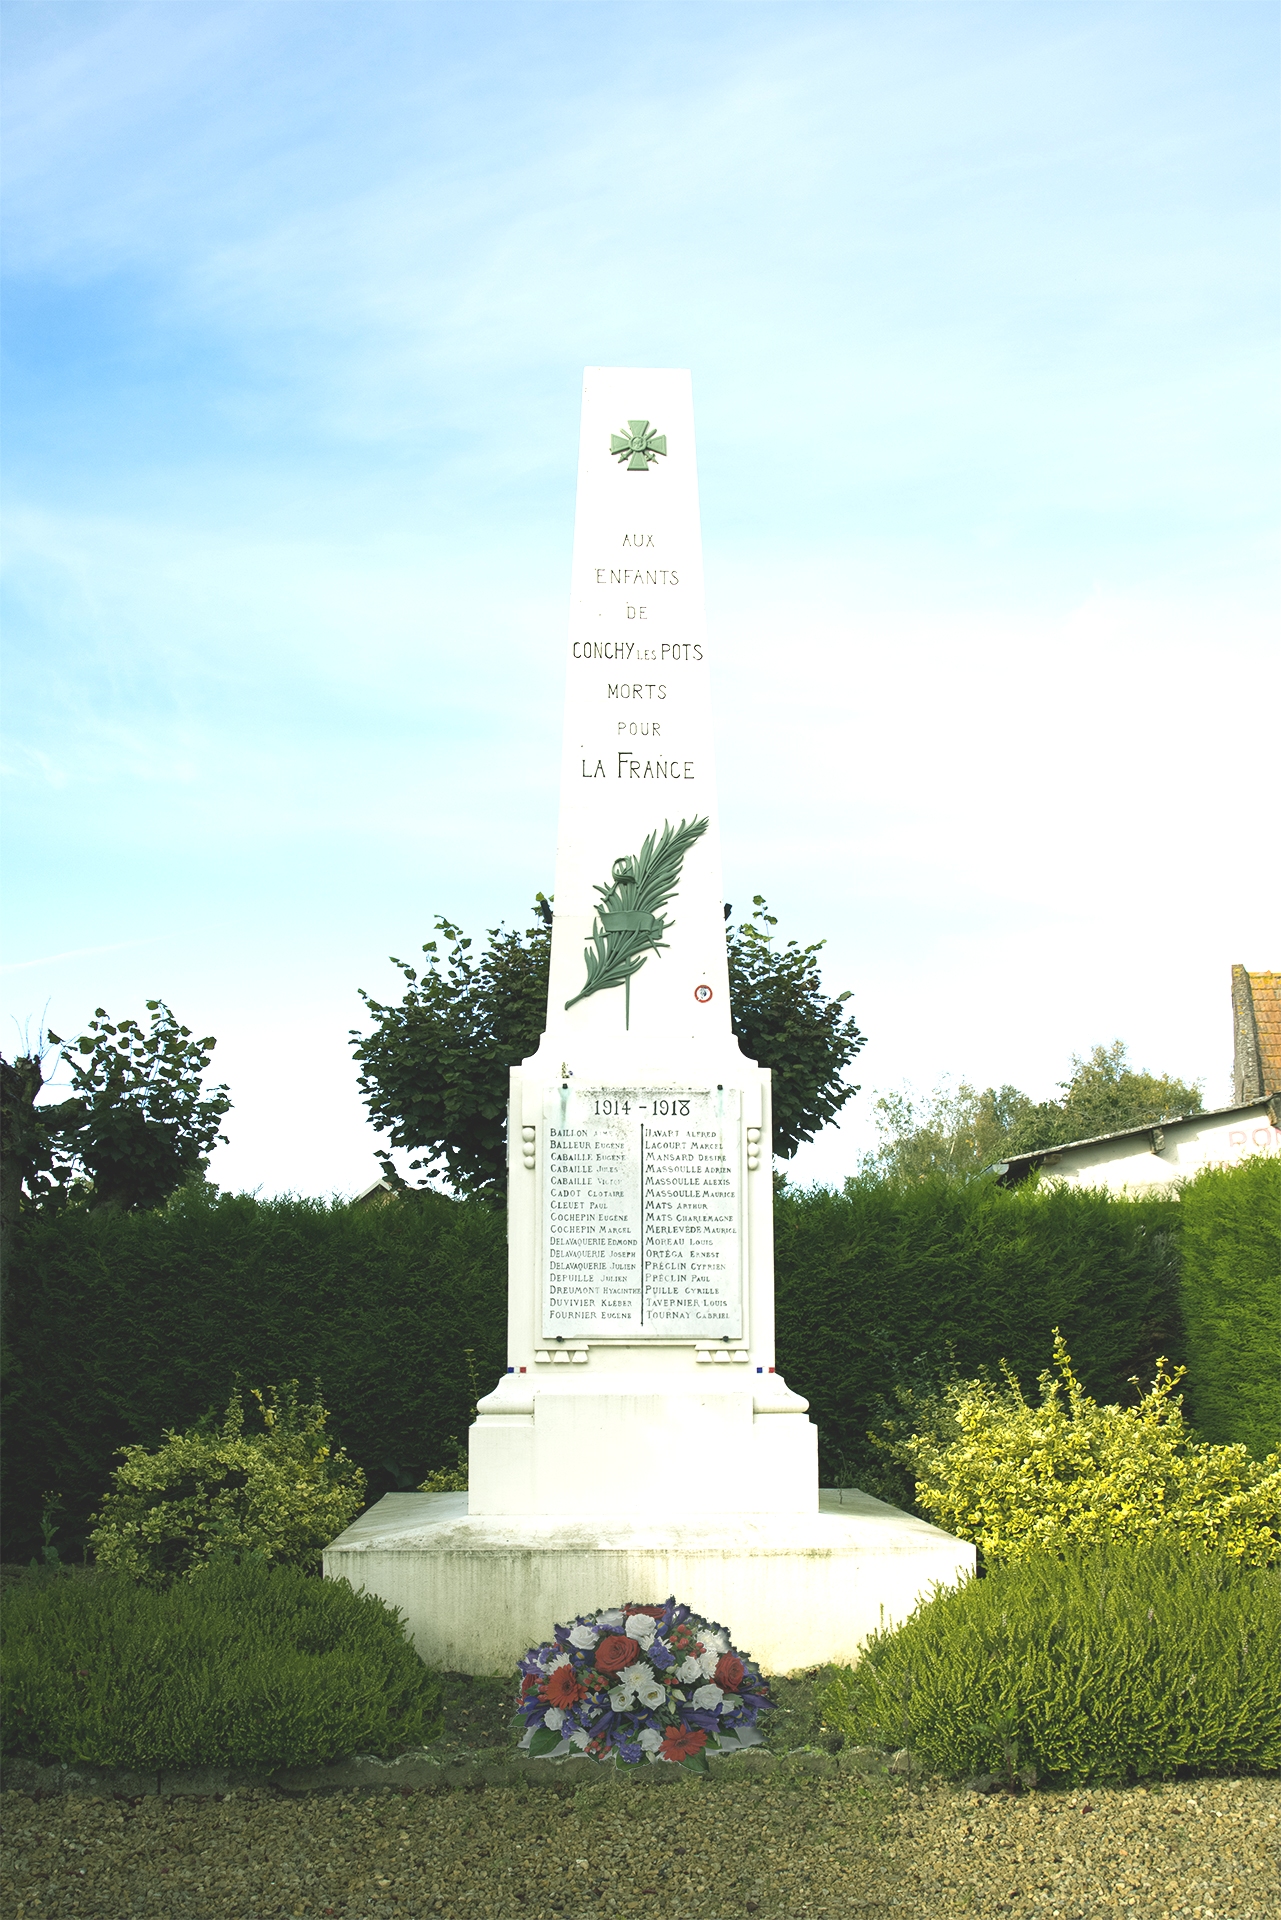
[2, 941, 145, 976]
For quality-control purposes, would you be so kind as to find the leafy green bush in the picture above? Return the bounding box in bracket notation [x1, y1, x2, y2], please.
[875, 1334, 1280, 1566]
[88, 1382, 365, 1584]
[1179, 1156, 1281, 1458]
[1, 1559, 442, 1769]
[820, 1544, 1280, 1786]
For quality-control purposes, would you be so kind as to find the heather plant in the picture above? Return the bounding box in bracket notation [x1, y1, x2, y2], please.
[88, 1381, 365, 1585]
[875, 1333, 1280, 1566]
[819, 1543, 1279, 1786]
[2, 1559, 440, 1769]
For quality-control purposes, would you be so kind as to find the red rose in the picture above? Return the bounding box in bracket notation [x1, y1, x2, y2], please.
[714, 1654, 745, 1693]
[540, 1664, 588, 1709]
[660, 1725, 708, 1762]
[595, 1634, 640, 1675]
[626, 1605, 666, 1620]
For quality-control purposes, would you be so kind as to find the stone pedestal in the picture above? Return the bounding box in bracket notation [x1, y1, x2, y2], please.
[324, 1490, 975, 1676]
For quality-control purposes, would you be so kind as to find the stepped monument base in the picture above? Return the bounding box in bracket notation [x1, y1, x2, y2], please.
[323, 1488, 974, 1675]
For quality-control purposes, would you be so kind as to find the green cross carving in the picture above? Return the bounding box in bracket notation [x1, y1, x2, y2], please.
[609, 419, 668, 471]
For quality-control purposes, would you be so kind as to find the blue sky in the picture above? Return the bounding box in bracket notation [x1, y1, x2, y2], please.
[3, 0, 1277, 1195]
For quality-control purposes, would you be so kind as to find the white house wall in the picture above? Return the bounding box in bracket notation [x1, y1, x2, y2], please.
[1039, 1103, 1280, 1195]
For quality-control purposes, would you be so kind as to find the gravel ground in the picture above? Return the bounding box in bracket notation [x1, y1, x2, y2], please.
[3, 1773, 1277, 1920]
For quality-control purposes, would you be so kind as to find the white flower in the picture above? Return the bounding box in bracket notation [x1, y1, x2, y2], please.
[627, 1613, 659, 1648]
[676, 1656, 703, 1683]
[548, 1653, 572, 1672]
[691, 1683, 725, 1712]
[595, 1609, 626, 1629]
[567, 1623, 599, 1650]
[542, 1707, 565, 1730]
[702, 1628, 729, 1655]
[635, 1679, 666, 1710]
[638, 1728, 663, 1752]
[697, 1648, 721, 1679]
[608, 1683, 633, 1711]
[619, 1662, 652, 1696]
[568, 1729, 591, 1750]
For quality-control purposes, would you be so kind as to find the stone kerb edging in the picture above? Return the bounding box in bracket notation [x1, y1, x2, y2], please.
[2, 1745, 909, 1800]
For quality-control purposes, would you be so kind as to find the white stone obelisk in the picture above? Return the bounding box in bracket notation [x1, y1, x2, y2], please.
[323, 369, 975, 1674]
[469, 367, 817, 1515]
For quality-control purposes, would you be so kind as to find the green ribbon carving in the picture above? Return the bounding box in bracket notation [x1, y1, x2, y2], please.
[609, 419, 668, 471]
[566, 816, 709, 1026]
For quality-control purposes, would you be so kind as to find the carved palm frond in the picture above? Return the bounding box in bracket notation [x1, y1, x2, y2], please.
[565, 815, 709, 1011]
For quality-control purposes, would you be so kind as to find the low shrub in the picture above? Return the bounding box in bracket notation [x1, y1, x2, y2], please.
[875, 1333, 1280, 1566]
[1, 1559, 442, 1770]
[88, 1382, 365, 1585]
[820, 1543, 1280, 1786]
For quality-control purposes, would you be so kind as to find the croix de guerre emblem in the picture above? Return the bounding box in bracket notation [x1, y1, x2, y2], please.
[609, 420, 667, 470]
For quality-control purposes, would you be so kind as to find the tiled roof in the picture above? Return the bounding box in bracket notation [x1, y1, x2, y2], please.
[1233, 965, 1281, 1100]
[1249, 970, 1281, 1093]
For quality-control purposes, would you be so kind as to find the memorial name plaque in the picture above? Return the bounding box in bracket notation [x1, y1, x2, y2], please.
[542, 1084, 742, 1340]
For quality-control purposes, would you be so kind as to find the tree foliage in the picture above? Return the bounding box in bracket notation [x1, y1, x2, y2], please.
[867, 1042, 1203, 1181]
[352, 895, 866, 1198]
[1002, 1041, 1204, 1156]
[352, 911, 554, 1199]
[726, 896, 865, 1156]
[0, 1002, 231, 1296]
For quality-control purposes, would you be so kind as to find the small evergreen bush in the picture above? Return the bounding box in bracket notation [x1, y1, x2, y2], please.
[88, 1382, 365, 1584]
[820, 1544, 1280, 1786]
[1179, 1156, 1281, 1458]
[876, 1334, 1280, 1566]
[1, 1560, 442, 1769]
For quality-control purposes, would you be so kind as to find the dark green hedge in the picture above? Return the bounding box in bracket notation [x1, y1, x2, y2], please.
[2, 1173, 1190, 1559]
[774, 1174, 1184, 1484]
[1, 1186, 506, 1564]
[1178, 1156, 1281, 1458]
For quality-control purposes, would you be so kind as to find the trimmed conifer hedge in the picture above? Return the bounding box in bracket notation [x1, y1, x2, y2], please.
[1178, 1155, 1281, 1457]
[2, 1172, 1193, 1560]
[2, 1185, 506, 1564]
[773, 1173, 1184, 1485]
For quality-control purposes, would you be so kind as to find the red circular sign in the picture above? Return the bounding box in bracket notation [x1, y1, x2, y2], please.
[694, 985, 713, 1004]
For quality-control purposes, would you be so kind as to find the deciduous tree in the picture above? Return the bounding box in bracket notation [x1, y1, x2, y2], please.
[352, 896, 866, 1199]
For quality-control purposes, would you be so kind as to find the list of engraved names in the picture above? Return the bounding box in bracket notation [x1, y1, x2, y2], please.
[542, 1086, 742, 1339]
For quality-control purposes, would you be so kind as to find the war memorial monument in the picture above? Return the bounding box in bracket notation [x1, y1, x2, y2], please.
[325, 367, 972, 1672]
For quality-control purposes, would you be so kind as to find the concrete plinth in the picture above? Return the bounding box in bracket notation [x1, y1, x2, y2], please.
[323, 1488, 974, 1675]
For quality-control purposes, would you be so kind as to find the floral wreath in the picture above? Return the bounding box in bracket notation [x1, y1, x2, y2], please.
[515, 1598, 773, 1767]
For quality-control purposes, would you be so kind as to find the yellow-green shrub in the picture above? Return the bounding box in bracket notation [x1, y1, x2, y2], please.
[89, 1382, 365, 1585]
[881, 1333, 1280, 1566]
